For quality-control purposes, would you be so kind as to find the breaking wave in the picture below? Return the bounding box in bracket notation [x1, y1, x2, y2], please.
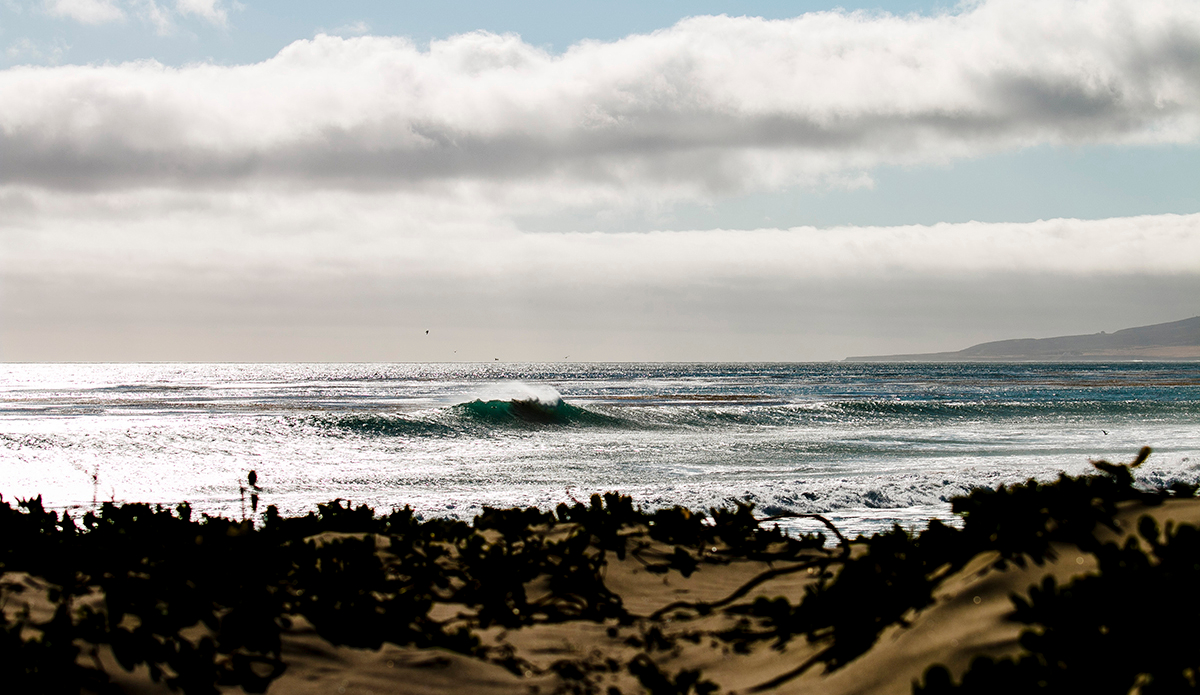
[314, 393, 1196, 439]
[454, 398, 623, 426]
[317, 384, 627, 436]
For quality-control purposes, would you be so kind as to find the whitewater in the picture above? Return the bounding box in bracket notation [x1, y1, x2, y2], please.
[2, 362, 1198, 537]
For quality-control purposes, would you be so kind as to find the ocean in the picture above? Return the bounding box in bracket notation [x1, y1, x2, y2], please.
[2, 362, 1198, 537]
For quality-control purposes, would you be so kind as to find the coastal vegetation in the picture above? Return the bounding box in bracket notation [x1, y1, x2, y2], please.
[2, 448, 1197, 694]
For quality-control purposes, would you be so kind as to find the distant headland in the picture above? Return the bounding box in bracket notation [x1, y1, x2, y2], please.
[846, 316, 1200, 362]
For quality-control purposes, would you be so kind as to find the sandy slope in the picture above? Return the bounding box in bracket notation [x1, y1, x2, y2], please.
[5, 496, 1198, 694]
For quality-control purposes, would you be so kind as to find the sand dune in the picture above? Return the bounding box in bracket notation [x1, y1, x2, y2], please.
[4, 462, 1197, 694]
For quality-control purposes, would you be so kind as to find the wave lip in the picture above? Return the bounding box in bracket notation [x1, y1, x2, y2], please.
[456, 397, 620, 426]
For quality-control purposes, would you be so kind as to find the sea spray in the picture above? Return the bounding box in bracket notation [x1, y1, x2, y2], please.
[466, 380, 567, 406]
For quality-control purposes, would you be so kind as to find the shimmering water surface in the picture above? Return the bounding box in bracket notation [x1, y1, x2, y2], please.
[2, 362, 1198, 537]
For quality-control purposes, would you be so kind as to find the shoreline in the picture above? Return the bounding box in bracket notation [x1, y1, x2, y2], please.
[5, 361, 1198, 547]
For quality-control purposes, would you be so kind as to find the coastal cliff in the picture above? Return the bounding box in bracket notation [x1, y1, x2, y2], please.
[847, 316, 1200, 362]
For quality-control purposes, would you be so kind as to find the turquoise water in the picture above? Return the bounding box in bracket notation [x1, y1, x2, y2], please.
[1, 362, 1198, 536]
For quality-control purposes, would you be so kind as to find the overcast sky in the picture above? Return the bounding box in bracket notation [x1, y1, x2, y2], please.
[1, 0, 1198, 362]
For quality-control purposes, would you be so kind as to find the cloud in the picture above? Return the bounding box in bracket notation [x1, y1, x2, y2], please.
[132, 0, 173, 35]
[1, 0, 1197, 213]
[42, 0, 124, 24]
[37, 0, 229, 31]
[330, 20, 371, 37]
[3, 183, 1196, 282]
[6, 37, 70, 63]
[3, 188, 1197, 360]
[4, 0, 1200, 360]
[174, 0, 225, 27]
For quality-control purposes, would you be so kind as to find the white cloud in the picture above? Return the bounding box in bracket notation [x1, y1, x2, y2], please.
[3, 184, 1196, 281]
[37, 0, 229, 30]
[131, 0, 172, 35]
[1, 0, 1197, 213]
[6, 37, 70, 63]
[330, 20, 371, 37]
[4, 0, 1200, 360]
[42, 0, 124, 24]
[3, 186, 1197, 360]
[174, 0, 225, 27]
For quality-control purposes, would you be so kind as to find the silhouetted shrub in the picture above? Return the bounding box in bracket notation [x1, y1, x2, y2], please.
[1, 447, 1190, 694]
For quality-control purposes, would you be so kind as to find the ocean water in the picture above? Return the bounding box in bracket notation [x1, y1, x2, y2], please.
[2, 362, 1198, 537]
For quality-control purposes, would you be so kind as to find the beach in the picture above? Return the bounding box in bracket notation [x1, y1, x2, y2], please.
[4, 450, 1198, 694]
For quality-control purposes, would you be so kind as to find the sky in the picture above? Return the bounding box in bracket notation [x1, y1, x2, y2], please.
[0, 0, 1198, 362]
